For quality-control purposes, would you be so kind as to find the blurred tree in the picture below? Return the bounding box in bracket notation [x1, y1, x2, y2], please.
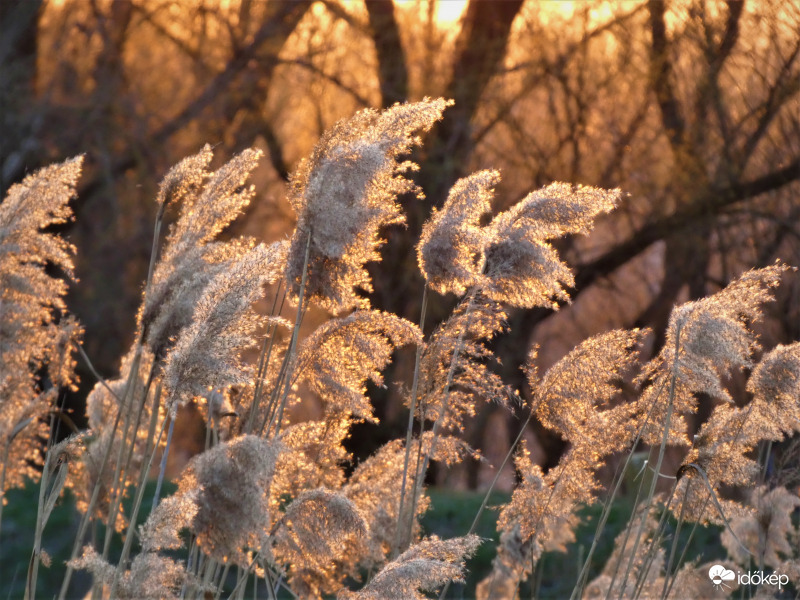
[1, 0, 43, 194]
[2, 0, 798, 482]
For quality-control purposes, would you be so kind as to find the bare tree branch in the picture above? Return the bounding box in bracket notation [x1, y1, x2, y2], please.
[421, 0, 524, 205]
[647, 0, 685, 149]
[76, 1, 311, 206]
[574, 157, 800, 292]
[737, 35, 800, 170]
[366, 0, 408, 108]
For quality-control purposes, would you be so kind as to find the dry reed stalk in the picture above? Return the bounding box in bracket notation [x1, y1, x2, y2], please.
[5, 99, 799, 600]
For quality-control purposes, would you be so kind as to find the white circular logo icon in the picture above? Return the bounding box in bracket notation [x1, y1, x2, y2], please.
[708, 564, 735, 589]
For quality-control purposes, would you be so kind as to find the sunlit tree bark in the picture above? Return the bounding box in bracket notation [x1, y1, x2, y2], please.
[1, 0, 43, 194]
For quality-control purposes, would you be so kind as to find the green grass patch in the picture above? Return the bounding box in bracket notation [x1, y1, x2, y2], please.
[1, 481, 731, 599]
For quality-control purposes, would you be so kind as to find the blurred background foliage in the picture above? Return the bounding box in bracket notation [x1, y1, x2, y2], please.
[2, 0, 799, 487]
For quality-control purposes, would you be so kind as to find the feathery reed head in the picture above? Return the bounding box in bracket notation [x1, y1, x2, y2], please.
[639, 264, 788, 446]
[296, 310, 421, 422]
[154, 144, 213, 210]
[533, 328, 644, 446]
[747, 342, 800, 440]
[272, 417, 353, 504]
[416, 295, 513, 433]
[483, 183, 618, 308]
[285, 98, 451, 313]
[338, 535, 480, 600]
[139, 147, 284, 360]
[178, 434, 281, 564]
[722, 485, 800, 569]
[163, 243, 283, 411]
[417, 170, 498, 295]
[274, 488, 367, 597]
[0, 156, 83, 493]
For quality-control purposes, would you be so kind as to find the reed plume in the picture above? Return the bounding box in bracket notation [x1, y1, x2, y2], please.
[163, 242, 283, 411]
[285, 98, 451, 313]
[583, 504, 666, 599]
[177, 434, 280, 565]
[338, 534, 480, 600]
[294, 310, 421, 423]
[483, 183, 619, 309]
[272, 416, 353, 506]
[0, 157, 83, 496]
[722, 485, 800, 570]
[485, 330, 644, 592]
[634, 266, 789, 524]
[69, 490, 199, 599]
[7, 98, 800, 600]
[415, 295, 513, 434]
[417, 170, 497, 296]
[273, 488, 367, 598]
[639, 264, 787, 450]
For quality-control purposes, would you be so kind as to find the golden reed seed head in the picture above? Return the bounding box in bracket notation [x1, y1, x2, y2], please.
[285, 98, 451, 314]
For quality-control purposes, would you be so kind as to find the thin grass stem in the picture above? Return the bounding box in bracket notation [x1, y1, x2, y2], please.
[267, 229, 311, 438]
[152, 413, 176, 510]
[244, 283, 285, 434]
[102, 361, 157, 559]
[110, 382, 165, 597]
[0, 443, 10, 539]
[660, 479, 690, 599]
[407, 290, 478, 552]
[393, 284, 428, 558]
[616, 325, 682, 600]
[58, 347, 145, 600]
[25, 444, 68, 600]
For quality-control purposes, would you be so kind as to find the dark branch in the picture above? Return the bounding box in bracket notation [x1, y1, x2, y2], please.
[421, 0, 524, 205]
[647, 0, 685, 149]
[366, 1, 408, 107]
[575, 157, 800, 291]
[76, 1, 311, 206]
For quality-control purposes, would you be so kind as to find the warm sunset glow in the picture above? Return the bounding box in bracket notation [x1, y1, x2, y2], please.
[393, 0, 468, 27]
[434, 0, 468, 24]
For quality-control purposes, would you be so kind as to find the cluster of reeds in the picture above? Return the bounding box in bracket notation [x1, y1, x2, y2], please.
[1, 99, 798, 599]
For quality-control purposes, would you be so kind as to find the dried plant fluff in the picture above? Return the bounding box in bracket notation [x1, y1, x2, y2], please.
[415, 295, 513, 433]
[475, 526, 531, 600]
[153, 144, 213, 210]
[638, 264, 787, 448]
[674, 344, 800, 524]
[417, 170, 497, 295]
[0, 156, 83, 493]
[534, 329, 644, 446]
[668, 560, 740, 599]
[69, 546, 191, 600]
[338, 534, 480, 600]
[722, 485, 800, 570]
[139, 147, 285, 360]
[69, 490, 198, 599]
[295, 310, 421, 422]
[483, 183, 619, 309]
[163, 242, 283, 411]
[342, 439, 433, 573]
[493, 331, 643, 584]
[177, 434, 281, 564]
[272, 417, 352, 507]
[66, 347, 164, 531]
[746, 342, 800, 440]
[496, 441, 581, 562]
[273, 488, 367, 597]
[285, 98, 451, 313]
